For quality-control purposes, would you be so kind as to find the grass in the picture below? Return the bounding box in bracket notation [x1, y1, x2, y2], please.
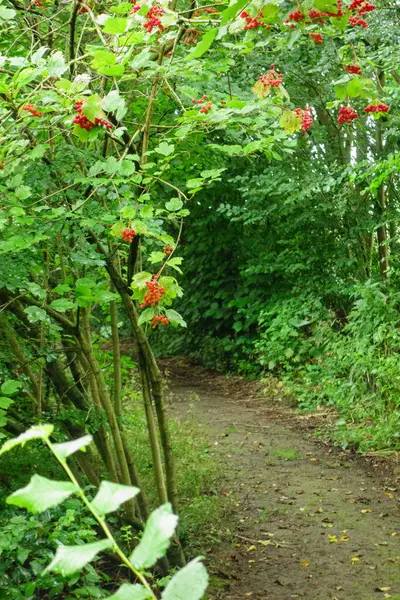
[271, 447, 301, 460]
[123, 387, 232, 554]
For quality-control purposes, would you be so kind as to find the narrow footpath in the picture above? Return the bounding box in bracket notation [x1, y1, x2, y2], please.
[164, 360, 400, 600]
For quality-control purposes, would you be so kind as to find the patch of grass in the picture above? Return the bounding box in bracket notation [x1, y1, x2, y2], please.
[272, 448, 301, 460]
[123, 389, 232, 554]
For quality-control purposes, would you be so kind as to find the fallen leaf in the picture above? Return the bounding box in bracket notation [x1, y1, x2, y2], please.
[310, 458, 320, 462]
[301, 560, 309, 567]
[376, 587, 391, 593]
[340, 535, 350, 542]
[247, 545, 257, 552]
[328, 535, 338, 543]
[391, 532, 398, 537]
[384, 492, 393, 499]
[259, 540, 272, 547]
[351, 557, 360, 563]
[361, 509, 372, 514]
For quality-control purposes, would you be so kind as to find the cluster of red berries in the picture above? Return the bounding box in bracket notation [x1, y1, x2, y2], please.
[192, 96, 213, 113]
[32, 0, 45, 7]
[130, 0, 141, 13]
[73, 100, 112, 131]
[143, 5, 164, 33]
[259, 66, 283, 88]
[140, 279, 166, 308]
[285, 8, 305, 22]
[77, 0, 90, 13]
[310, 32, 323, 44]
[150, 315, 170, 329]
[295, 107, 313, 131]
[337, 105, 358, 123]
[348, 0, 375, 27]
[23, 104, 43, 117]
[349, 15, 368, 27]
[163, 244, 173, 256]
[240, 10, 270, 30]
[121, 228, 137, 243]
[345, 64, 361, 74]
[364, 103, 389, 114]
[349, 0, 375, 13]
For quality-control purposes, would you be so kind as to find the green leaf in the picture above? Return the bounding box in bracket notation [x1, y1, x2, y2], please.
[155, 142, 175, 157]
[165, 198, 183, 212]
[44, 540, 112, 576]
[107, 584, 150, 600]
[47, 51, 68, 77]
[103, 90, 127, 120]
[0, 5, 16, 19]
[148, 251, 165, 264]
[0, 397, 13, 409]
[165, 309, 187, 328]
[130, 272, 152, 290]
[103, 17, 127, 34]
[346, 77, 365, 98]
[1, 380, 21, 396]
[91, 50, 116, 69]
[166, 257, 183, 274]
[129, 504, 178, 569]
[141, 205, 153, 219]
[220, 0, 247, 24]
[90, 481, 139, 515]
[0, 425, 53, 456]
[53, 435, 93, 461]
[161, 558, 208, 600]
[82, 94, 105, 124]
[261, 3, 279, 21]
[138, 307, 155, 326]
[7, 475, 77, 513]
[49, 298, 75, 312]
[185, 29, 218, 61]
[53, 284, 71, 294]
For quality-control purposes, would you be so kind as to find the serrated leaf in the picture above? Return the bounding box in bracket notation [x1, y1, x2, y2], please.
[185, 29, 218, 61]
[346, 77, 365, 98]
[148, 251, 165, 264]
[44, 539, 112, 576]
[90, 481, 139, 515]
[279, 111, 302, 134]
[0, 425, 53, 456]
[165, 198, 183, 212]
[131, 271, 152, 289]
[103, 90, 127, 120]
[161, 558, 208, 600]
[53, 435, 93, 461]
[107, 583, 150, 600]
[7, 475, 77, 513]
[155, 142, 175, 157]
[49, 298, 75, 312]
[138, 307, 155, 326]
[1, 380, 21, 396]
[166, 257, 183, 274]
[47, 51, 67, 77]
[165, 309, 187, 328]
[103, 17, 127, 34]
[130, 504, 178, 569]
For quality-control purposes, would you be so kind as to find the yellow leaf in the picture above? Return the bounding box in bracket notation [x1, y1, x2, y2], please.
[377, 588, 391, 593]
[391, 532, 398, 537]
[310, 457, 320, 462]
[252, 80, 270, 98]
[384, 492, 393, 499]
[340, 535, 350, 542]
[247, 545, 257, 552]
[361, 509, 372, 514]
[351, 557, 360, 563]
[279, 110, 302, 134]
[328, 535, 338, 543]
[301, 560, 309, 567]
[259, 540, 272, 546]
[248, 559, 256, 563]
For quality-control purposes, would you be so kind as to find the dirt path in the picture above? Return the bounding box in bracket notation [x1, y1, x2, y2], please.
[163, 359, 400, 600]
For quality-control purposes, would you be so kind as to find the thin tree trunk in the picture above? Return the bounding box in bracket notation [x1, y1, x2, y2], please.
[375, 70, 389, 279]
[110, 299, 122, 417]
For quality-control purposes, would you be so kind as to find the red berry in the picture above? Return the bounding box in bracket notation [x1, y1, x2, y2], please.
[259, 67, 283, 89]
[163, 244, 174, 256]
[121, 228, 136, 243]
[364, 102, 389, 114]
[295, 107, 313, 131]
[23, 104, 43, 117]
[337, 105, 358, 123]
[310, 32, 323, 44]
[140, 280, 166, 308]
[150, 314, 170, 329]
[345, 64, 362, 74]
